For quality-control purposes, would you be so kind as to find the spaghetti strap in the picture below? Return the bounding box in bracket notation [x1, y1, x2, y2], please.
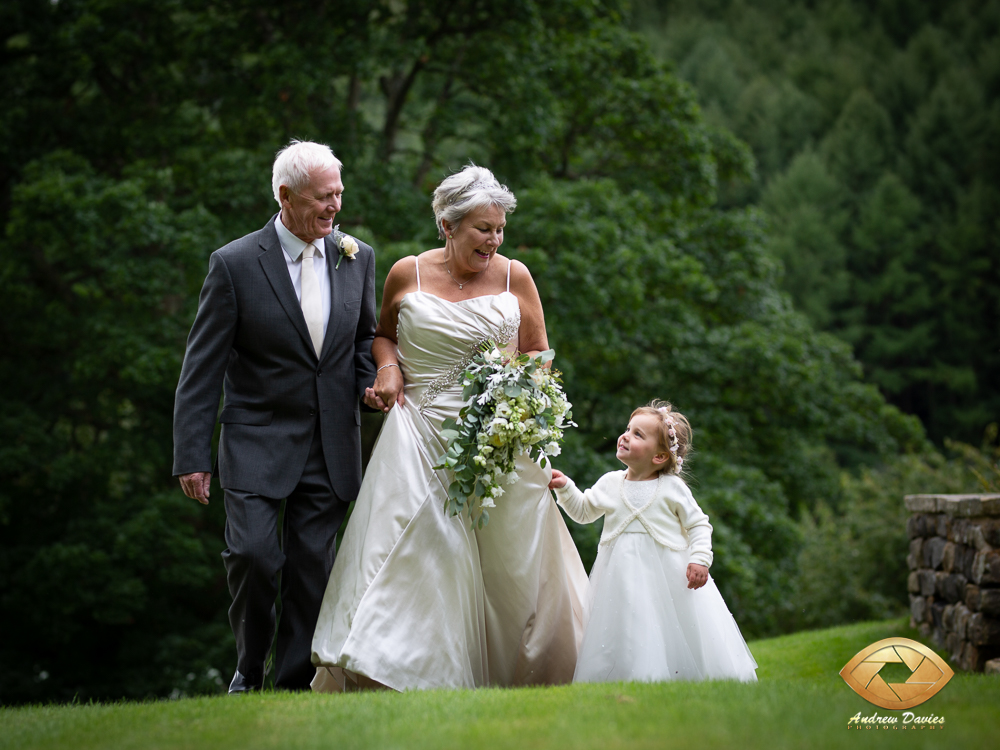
[415, 255, 421, 291]
[506, 258, 512, 292]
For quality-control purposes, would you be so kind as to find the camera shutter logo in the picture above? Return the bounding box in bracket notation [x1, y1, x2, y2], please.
[840, 637, 954, 710]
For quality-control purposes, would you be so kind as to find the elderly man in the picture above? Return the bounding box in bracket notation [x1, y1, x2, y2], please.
[173, 140, 377, 692]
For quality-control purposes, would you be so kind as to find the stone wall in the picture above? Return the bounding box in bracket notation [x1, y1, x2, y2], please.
[906, 494, 1000, 671]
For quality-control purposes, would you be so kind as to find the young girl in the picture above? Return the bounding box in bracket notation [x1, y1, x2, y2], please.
[549, 400, 757, 683]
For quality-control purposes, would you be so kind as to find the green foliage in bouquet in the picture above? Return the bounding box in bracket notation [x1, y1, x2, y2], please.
[435, 342, 573, 529]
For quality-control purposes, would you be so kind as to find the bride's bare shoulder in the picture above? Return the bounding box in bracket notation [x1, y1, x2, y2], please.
[506, 257, 537, 286]
[384, 255, 418, 289]
[505, 257, 542, 304]
[388, 249, 445, 278]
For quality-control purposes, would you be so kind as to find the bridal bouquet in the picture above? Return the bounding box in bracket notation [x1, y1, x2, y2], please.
[435, 341, 574, 529]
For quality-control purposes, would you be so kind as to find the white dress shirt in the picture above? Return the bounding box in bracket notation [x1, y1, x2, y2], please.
[275, 214, 331, 342]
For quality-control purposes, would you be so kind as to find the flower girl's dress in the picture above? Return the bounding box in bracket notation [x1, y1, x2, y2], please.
[311, 258, 588, 691]
[554, 470, 757, 683]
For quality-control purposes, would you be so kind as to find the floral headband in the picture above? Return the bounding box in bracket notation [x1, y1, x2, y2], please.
[658, 407, 684, 473]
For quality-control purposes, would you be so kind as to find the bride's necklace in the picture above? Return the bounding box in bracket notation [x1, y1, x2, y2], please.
[444, 254, 488, 290]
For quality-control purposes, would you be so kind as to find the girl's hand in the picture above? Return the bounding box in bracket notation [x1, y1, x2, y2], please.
[686, 563, 708, 590]
[548, 469, 567, 490]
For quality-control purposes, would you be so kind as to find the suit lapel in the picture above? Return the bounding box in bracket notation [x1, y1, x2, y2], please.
[257, 218, 316, 357]
[319, 234, 343, 362]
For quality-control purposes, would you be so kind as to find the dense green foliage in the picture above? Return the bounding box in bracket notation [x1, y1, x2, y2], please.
[791, 434, 1000, 631]
[0, 0, 963, 705]
[0, 151, 233, 702]
[636, 0, 1000, 446]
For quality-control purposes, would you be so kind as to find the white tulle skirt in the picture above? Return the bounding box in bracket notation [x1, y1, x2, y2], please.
[574, 532, 758, 684]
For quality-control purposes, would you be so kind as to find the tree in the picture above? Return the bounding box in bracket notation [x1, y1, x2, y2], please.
[1, 0, 926, 701]
[0, 153, 230, 701]
[639, 0, 1000, 444]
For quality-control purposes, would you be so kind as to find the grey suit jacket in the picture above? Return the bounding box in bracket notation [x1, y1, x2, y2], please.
[172, 215, 377, 501]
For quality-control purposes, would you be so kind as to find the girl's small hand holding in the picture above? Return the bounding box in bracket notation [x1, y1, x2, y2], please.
[686, 563, 708, 590]
[548, 469, 567, 490]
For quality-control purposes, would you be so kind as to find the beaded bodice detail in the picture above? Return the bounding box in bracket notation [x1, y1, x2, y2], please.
[395, 290, 521, 414]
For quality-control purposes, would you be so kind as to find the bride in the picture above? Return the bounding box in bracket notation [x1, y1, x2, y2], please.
[310, 166, 588, 692]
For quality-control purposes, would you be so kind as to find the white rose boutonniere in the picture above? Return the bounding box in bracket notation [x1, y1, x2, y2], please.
[333, 225, 360, 269]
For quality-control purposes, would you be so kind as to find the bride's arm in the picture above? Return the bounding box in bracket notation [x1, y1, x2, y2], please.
[508, 259, 550, 362]
[367, 257, 417, 412]
[369, 336, 403, 412]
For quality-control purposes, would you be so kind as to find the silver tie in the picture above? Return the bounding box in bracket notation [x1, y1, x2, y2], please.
[301, 243, 324, 356]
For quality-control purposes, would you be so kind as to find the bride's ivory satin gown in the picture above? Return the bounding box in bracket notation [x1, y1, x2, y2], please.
[311, 280, 588, 692]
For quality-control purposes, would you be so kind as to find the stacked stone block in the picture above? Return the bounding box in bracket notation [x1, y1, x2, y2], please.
[906, 494, 1000, 672]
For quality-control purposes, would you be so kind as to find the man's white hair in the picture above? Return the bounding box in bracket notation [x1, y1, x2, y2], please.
[432, 165, 516, 239]
[271, 140, 343, 206]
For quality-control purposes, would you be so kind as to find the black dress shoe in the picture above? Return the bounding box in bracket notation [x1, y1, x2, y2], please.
[228, 669, 262, 694]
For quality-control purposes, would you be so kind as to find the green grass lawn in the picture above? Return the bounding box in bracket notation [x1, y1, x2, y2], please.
[3, 618, 996, 750]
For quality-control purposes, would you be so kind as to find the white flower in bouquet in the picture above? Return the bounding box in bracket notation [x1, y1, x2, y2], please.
[434, 341, 575, 528]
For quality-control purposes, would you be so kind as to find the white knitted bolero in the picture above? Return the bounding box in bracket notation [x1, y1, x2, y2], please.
[553, 470, 713, 568]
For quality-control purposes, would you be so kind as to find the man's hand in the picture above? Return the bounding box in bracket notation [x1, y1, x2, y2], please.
[548, 469, 568, 490]
[363, 388, 382, 411]
[686, 563, 709, 590]
[179, 472, 212, 505]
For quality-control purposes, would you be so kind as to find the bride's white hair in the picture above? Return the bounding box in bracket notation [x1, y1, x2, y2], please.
[432, 165, 516, 239]
[272, 140, 343, 206]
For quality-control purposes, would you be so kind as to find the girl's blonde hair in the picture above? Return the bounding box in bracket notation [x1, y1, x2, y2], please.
[630, 399, 692, 476]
